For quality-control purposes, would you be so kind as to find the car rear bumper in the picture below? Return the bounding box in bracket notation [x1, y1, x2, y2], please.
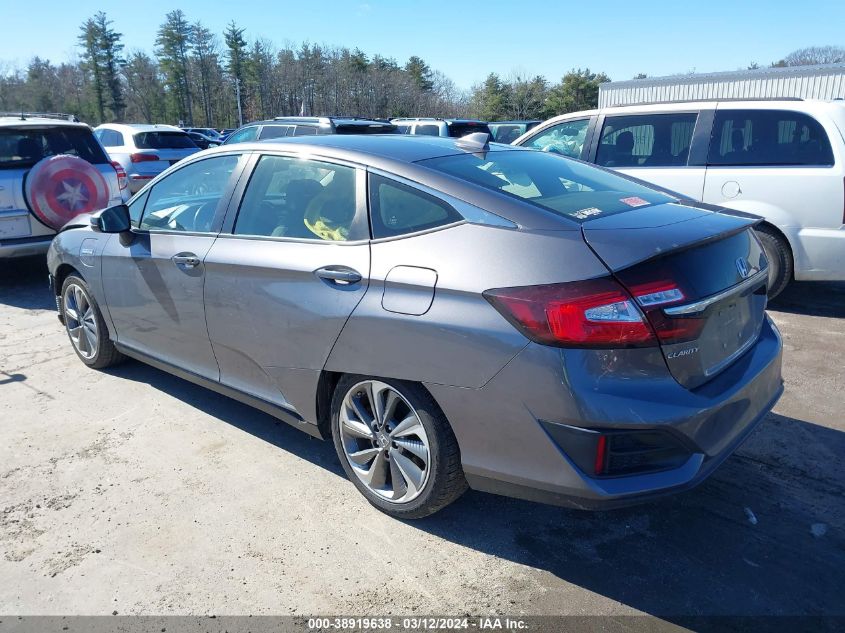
[0, 235, 53, 259]
[426, 315, 784, 509]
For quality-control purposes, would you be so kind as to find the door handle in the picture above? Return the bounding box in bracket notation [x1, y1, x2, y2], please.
[172, 254, 201, 268]
[314, 266, 362, 285]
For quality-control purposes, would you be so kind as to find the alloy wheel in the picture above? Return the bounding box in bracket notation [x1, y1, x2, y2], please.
[63, 283, 98, 360]
[338, 380, 431, 504]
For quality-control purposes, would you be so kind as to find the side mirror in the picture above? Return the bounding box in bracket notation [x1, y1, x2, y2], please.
[91, 204, 131, 234]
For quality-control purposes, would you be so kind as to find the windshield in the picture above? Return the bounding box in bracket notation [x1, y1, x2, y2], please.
[134, 131, 197, 150]
[0, 126, 109, 169]
[419, 149, 675, 222]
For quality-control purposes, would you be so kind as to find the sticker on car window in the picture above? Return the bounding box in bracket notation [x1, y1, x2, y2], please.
[619, 196, 649, 207]
[572, 207, 603, 219]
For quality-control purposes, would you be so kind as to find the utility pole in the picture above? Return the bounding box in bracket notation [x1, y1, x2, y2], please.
[234, 77, 243, 127]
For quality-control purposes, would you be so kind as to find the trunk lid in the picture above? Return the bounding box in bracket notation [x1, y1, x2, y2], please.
[582, 203, 769, 389]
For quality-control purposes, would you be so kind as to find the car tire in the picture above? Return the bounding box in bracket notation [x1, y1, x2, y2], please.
[61, 274, 125, 369]
[331, 375, 467, 519]
[755, 227, 792, 300]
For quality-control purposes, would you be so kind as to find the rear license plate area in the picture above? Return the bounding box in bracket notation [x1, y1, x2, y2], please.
[0, 214, 31, 239]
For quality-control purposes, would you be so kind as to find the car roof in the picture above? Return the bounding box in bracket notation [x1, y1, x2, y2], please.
[96, 123, 184, 133]
[226, 134, 515, 164]
[391, 118, 489, 124]
[0, 116, 89, 129]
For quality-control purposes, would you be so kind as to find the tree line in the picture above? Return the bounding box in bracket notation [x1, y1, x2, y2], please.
[0, 11, 842, 128]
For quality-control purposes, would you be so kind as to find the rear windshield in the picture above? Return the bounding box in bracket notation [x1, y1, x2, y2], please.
[0, 126, 109, 169]
[134, 131, 197, 150]
[419, 149, 675, 222]
[448, 122, 492, 138]
[334, 123, 398, 135]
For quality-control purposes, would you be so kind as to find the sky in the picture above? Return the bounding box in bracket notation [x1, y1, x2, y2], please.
[2, 0, 845, 90]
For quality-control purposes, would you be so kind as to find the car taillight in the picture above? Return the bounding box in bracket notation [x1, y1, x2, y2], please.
[483, 277, 658, 348]
[130, 153, 160, 163]
[111, 161, 127, 190]
[629, 279, 704, 344]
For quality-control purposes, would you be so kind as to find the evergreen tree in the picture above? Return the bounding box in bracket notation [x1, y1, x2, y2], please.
[405, 56, 434, 92]
[156, 10, 194, 124]
[78, 18, 106, 121]
[224, 21, 247, 123]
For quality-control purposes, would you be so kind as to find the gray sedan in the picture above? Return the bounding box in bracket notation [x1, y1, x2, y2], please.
[46, 134, 783, 518]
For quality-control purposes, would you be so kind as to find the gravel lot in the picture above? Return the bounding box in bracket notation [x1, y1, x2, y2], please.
[1, 256, 843, 621]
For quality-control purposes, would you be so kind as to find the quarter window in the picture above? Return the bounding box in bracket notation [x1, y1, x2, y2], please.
[596, 113, 698, 167]
[524, 119, 589, 159]
[127, 189, 149, 228]
[707, 110, 834, 166]
[259, 125, 290, 140]
[234, 155, 360, 241]
[369, 174, 463, 238]
[97, 129, 124, 147]
[139, 155, 239, 233]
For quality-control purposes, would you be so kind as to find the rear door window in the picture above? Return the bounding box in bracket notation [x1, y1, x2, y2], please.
[234, 155, 362, 241]
[134, 131, 197, 150]
[292, 125, 318, 136]
[523, 119, 589, 159]
[596, 113, 698, 168]
[707, 109, 834, 166]
[0, 127, 109, 169]
[224, 126, 260, 144]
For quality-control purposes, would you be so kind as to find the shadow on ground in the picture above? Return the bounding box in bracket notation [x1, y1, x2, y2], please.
[0, 256, 55, 310]
[768, 280, 845, 318]
[7, 257, 845, 621]
[110, 359, 845, 621]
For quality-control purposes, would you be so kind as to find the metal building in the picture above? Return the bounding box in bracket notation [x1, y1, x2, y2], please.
[598, 64, 845, 107]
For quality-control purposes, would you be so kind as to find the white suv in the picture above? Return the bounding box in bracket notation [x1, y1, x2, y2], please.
[94, 123, 200, 193]
[514, 100, 845, 297]
[0, 113, 127, 259]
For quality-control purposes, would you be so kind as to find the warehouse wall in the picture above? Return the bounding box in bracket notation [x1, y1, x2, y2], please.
[599, 64, 845, 107]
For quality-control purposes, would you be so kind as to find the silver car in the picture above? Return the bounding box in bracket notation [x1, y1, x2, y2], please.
[94, 123, 200, 194]
[47, 134, 784, 518]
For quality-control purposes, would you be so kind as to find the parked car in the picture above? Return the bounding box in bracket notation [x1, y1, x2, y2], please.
[223, 116, 398, 145]
[514, 99, 845, 297]
[0, 112, 127, 259]
[391, 118, 492, 138]
[185, 131, 221, 150]
[489, 120, 541, 144]
[218, 128, 236, 141]
[47, 134, 783, 519]
[183, 127, 222, 140]
[94, 123, 200, 193]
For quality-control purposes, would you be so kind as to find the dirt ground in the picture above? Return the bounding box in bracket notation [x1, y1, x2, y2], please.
[1, 256, 843, 622]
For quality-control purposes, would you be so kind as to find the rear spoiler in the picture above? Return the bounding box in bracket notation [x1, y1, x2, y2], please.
[582, 203, 762, 272]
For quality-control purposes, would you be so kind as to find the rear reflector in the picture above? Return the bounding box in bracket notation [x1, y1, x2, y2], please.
[130, 153, 160, 163]
[484, 277, 658, 348]
[594, 435, 608, 475]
